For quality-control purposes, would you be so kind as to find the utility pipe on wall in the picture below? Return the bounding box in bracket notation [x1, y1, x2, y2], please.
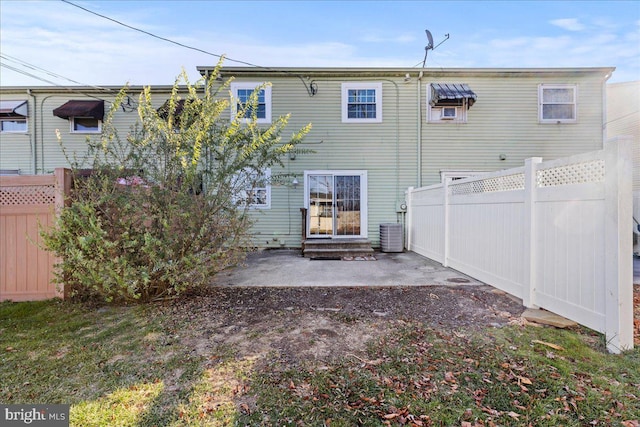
[27, 89, 37, 174]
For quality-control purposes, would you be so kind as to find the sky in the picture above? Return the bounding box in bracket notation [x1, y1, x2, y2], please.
[1, 0, 639, 87]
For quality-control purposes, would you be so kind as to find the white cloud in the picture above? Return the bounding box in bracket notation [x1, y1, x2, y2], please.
[550, 18, 586, 32]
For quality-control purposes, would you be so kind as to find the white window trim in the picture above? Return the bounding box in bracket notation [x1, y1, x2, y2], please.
[235, 167, 271, 209]
[0, 118, 28, 133]
[341, 82, 383, 123]
[426, 83, 468, 124]
[230, 82, 272, 124]
[70, 116, 102, 134]
[538, 84, 578, 124]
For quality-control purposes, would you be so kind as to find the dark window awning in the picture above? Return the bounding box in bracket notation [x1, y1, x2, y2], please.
[430, 83, 477, 108]
[53, 100, 104, 120]
[157, 99, 187, 119]
[0, 100, 28, 117]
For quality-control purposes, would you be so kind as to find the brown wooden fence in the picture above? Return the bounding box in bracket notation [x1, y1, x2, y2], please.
[0, 169, 71, 301]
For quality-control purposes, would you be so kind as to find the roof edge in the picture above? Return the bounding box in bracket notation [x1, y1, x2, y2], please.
[198, 66, 616, 78]
[0, 85, 189, 94]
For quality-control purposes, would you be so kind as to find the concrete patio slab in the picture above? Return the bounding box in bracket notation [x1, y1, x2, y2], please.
[212, 249, 485, 288]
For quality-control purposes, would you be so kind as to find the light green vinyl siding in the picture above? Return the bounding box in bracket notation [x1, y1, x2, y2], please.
[0, 93, 33, 174]
[228, 76, 419, 248]
[38, 93, 174, 174]
[1, 68, 611, 248]
[1, 87, 180, 175]
[420, 74, 606, 185]
[225, 69, 609, 248]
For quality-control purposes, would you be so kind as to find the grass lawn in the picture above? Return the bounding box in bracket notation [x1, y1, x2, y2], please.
[1, 297, 638, 426]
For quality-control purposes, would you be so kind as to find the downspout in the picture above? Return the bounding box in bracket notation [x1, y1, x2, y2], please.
[417, 71, 424, 187]
[602, 70, 613, 148]
[27, 89, 37, 174]
[40, 95, 54, 174]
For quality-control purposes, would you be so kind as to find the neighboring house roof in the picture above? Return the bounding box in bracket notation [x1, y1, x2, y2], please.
[0, 100, 28, 117]
[197, 66, 615, 79]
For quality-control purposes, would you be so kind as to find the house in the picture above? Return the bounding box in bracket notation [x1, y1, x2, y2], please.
[1, 66, 614, 253]
[606, 80, 640, 253]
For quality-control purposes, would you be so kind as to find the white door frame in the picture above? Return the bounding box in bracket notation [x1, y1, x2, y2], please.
[304, 170, 368, 239]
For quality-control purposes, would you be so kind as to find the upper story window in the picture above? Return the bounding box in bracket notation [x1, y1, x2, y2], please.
[427, 83, 477, 124]
[1, 119, 27, 132]
[539, 84, 577, 123]
[341, 82, 383, 123]
[230, 82, 272, 124]
[53, 100, 104, 133]
[0, 100, 28, 132]
[71, 117, 102, 133]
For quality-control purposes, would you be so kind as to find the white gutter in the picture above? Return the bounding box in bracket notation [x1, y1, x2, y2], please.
[27, 89, 37, 174]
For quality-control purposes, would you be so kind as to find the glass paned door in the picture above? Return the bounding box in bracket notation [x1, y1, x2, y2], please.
[306, 171, 366, 238]
[335, 175, 360, 235]
[308, 175, 334, 236]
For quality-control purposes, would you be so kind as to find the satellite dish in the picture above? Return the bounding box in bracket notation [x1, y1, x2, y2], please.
[425, 30, 434, 50]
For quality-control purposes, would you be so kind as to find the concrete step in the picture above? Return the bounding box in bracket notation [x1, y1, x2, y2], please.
[303, 242, 373, 250]
[303, 239, 374, 259]
[304, 247, 375, 259]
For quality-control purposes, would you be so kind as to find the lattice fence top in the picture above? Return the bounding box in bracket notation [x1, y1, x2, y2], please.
[0, 185, 56, 206]
[449, 173, 525, 195]
[536, 160, 605, 188]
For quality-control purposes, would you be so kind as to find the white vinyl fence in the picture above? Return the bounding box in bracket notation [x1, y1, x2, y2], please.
[406, 137, 633, 353]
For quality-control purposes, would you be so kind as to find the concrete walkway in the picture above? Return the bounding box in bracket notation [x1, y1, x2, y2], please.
[212, 249, 484, 287]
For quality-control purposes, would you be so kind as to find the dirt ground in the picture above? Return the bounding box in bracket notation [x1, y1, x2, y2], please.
[162, 285, 528, 368]
[161, 281, 640, 369]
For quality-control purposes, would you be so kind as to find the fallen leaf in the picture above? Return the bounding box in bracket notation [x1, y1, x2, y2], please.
[621, 421, 639, 427]
[518, 376, 533, 385]
[383, 413, 400, 419]
[532, 340, 565, 351]
[444, 371, 456, 383]
[462, 408, 473, 419]
[507, 411, 520, 420]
